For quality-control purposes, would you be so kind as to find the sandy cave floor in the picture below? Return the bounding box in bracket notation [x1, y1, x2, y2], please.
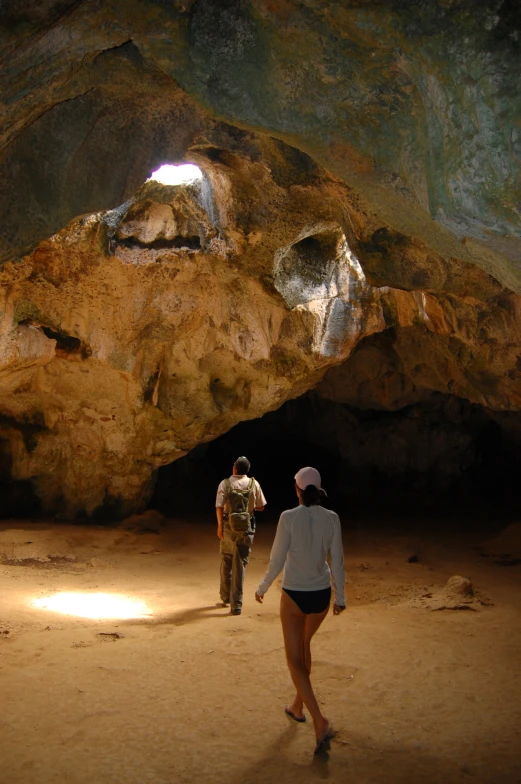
[0, 515, 520, 784]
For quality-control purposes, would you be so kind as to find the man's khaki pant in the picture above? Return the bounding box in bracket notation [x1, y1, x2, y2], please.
[219, 527, 254, 611]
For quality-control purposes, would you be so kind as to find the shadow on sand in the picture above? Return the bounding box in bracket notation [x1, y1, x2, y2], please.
[226, 723, 520, 784]
[121, 604, 235, 627]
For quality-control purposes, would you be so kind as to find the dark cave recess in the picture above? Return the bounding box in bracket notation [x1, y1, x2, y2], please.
[151, 391, 521, 526]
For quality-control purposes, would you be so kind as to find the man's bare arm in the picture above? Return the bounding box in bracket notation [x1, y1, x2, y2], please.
[216, 506, 224, 540]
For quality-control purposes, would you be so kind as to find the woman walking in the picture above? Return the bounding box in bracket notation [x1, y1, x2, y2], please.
[255, 467, 346, 754]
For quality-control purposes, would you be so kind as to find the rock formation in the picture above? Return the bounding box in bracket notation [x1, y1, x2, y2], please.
[0, 1, 520, 517]
[401, 575, 491, 612]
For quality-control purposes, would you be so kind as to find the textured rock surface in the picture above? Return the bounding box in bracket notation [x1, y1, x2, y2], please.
[1, 1, 520, 281]
[401, 576, 491, 612]
[2, 159, 521, 516]
[0, 158, 386, 516]
[0, 1, 520, 516]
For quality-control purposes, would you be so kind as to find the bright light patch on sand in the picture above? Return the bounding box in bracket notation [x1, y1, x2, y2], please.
[148, 163, 202, 185]
[32, 592, 151, 620]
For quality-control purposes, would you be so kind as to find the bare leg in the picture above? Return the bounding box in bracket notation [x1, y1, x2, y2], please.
[289, 609, 328, 718]
[280, 591, 329, 741]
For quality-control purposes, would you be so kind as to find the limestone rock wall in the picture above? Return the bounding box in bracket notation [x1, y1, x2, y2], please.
[1, 1, 520, 284]
[318, 287, 521, 413]
[0, 157, 386, 516]
[2, 148, 521, 516]
[0, 1, 520, 516]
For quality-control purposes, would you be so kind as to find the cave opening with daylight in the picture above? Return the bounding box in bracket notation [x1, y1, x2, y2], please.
[147, 162, 203, 185]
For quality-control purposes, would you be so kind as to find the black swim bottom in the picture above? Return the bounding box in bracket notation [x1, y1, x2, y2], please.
[282, 587, 332, 615]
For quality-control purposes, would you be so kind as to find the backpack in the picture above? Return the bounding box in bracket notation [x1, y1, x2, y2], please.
[225, 477, 255, 533]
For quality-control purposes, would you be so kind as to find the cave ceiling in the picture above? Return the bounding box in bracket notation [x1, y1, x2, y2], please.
[0, 0, 520, 517]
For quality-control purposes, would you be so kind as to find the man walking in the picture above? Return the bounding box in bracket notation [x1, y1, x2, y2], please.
[216, 456, 266, 615]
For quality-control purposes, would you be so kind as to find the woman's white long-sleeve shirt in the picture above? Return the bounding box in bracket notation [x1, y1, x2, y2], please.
[257, 504, 346, 606]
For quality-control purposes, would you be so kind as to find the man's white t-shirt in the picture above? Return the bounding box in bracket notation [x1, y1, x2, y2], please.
[257, 504, 345, 605]
[215, 474, 267, 516]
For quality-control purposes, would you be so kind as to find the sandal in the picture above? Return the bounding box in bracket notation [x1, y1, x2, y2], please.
[314, 726, 336, 755]
[285, 706, 306, 723]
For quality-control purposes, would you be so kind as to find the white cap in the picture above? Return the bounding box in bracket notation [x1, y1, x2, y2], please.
[294, 467, 322, 490]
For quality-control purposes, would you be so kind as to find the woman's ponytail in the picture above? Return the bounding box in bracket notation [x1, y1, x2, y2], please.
[301, 484, 326, 507]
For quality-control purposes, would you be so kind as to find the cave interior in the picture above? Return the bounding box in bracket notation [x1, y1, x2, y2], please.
[2, 5, 521, 781]
[151, 384, 521, 533]
[1, 0, 521, 541]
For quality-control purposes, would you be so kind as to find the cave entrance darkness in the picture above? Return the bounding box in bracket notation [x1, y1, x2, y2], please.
[152, 417, 339, 524]
[151, 390, 521, 532]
